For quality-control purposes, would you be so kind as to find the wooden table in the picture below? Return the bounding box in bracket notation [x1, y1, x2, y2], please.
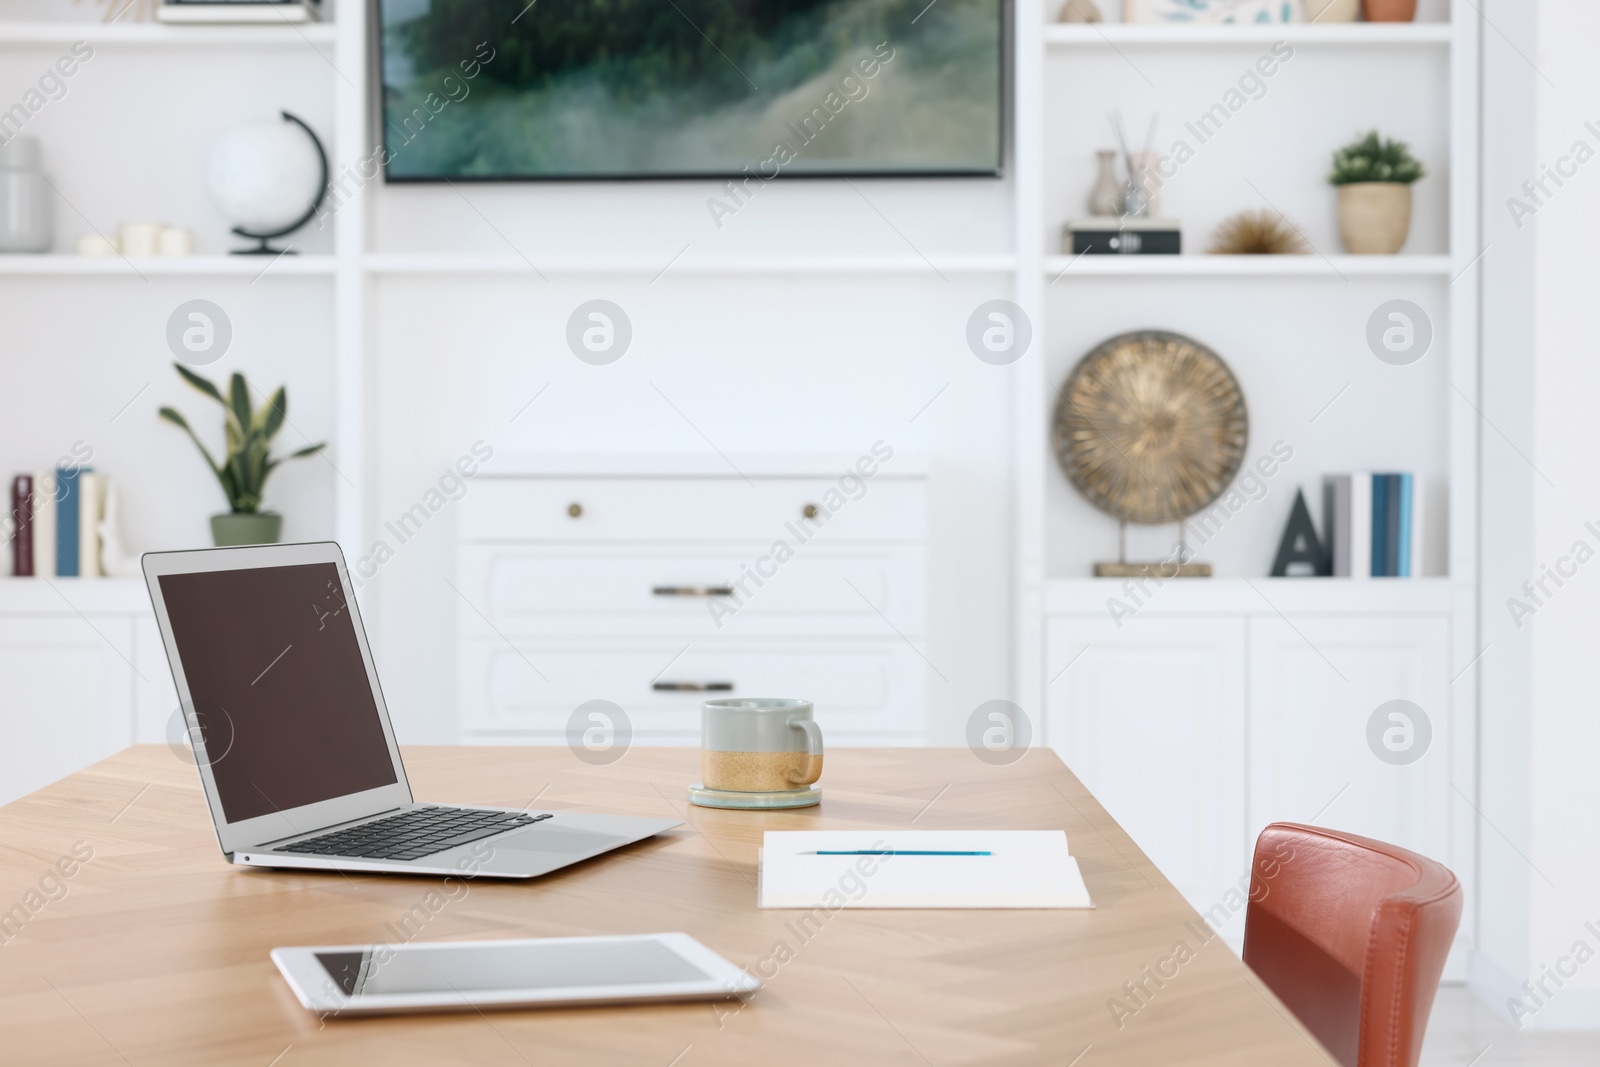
[0, 746, 1334, 1066]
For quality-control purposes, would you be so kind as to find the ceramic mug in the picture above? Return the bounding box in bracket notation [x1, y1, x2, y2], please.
[701, 698, 823, 793]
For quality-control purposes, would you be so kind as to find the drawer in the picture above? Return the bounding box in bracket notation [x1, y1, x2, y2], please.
[458, 545, 925, 638]
[456, 640, 925, 740]
[460, 475, 924, 543]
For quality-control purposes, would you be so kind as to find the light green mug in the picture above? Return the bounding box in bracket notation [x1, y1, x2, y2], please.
[701, 698, 823, 793]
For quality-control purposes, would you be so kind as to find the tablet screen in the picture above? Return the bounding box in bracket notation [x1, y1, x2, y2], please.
[316, 939, 711, 997]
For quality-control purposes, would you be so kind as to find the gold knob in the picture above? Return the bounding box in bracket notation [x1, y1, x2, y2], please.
[803, 503, 819, 519]
[567, 503, 583, 518]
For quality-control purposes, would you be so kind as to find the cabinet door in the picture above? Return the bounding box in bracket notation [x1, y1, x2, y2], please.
[133, 616, 180, 745]
[1247, 616, 1449, 864]
[0, 617, 134, 805]
[1046, 616, 1248, 943]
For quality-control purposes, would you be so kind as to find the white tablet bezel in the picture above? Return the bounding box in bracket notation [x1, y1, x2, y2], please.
[271, 933, 762, 1015]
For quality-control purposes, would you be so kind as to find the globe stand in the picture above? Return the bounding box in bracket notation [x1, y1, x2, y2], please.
[228, 112, 329, 255]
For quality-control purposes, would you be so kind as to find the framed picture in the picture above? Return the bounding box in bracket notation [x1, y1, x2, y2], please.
[1124, 0, 1300, 21]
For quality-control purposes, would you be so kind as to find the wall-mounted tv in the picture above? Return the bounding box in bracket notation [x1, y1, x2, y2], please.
[376, 0, 1005, 181]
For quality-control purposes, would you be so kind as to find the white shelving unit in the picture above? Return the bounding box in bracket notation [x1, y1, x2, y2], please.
[1013, 1, 1479, 964]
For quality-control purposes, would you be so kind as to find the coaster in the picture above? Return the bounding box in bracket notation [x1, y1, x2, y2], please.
[687, 784, 822, 810]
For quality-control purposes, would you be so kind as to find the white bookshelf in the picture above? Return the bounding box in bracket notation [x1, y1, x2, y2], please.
[0, 20, 336, 47]
[0, 254, 336, 276]
[1043, 253, 1454, 276]
[363, 252, 1018, 276]
[1015, 0, 1479, 973]
[1044, 23, 1453, 46]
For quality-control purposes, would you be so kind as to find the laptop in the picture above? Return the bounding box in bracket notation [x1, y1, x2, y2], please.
[142, 542, 681, 878]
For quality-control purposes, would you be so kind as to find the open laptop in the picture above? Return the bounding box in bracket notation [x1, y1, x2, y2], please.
[142, 542, 680, 878]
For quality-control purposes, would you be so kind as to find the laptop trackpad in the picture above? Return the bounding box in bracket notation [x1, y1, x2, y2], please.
[494, 829, 627, 855]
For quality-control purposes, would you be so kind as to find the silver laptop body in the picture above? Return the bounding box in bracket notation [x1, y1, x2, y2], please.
[142, 542, 679, 879]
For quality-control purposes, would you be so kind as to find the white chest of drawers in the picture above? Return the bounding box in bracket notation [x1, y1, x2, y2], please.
[455, 456, 928, 746]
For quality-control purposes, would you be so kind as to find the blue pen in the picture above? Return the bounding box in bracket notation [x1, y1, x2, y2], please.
[812, 850, 991, 856]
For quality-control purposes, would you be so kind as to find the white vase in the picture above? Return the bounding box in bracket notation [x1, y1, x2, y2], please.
[1089, 151, 1123, 217]
[0, 138, 53, 253]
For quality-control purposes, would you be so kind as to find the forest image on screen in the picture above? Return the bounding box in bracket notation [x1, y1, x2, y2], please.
[379, 0, 1003, 179]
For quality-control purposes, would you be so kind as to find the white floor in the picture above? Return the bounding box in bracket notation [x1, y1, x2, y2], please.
[1420, 987, 1600, 1066]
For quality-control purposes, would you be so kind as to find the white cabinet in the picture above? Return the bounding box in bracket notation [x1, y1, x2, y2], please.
[1248, 615, 1449, 860]
[457, 464, 928, 746]
[1047, 615, 1249, 944]
[0, 615, 134, 805]
[1044, 580, 1461, 956]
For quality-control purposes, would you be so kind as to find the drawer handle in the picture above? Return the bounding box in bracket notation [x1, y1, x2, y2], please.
[652, 586, 735, 597]
[803, 503, 819, 519]
[567, 503, 583, 518]
[653, 681, 735, 692]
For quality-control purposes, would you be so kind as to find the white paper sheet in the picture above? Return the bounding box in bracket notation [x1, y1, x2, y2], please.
[758, 831, 1093, 909]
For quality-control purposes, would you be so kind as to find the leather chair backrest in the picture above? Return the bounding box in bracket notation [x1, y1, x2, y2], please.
[1242, 823, 1462, 1067]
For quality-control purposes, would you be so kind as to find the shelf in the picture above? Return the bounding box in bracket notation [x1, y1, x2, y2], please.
[0, 255, 337, 277]
[1045, 577, 1459, 616]
[1044, 23, 1451, 46]
[364, 253, 1018, 277]
[0, 578, 151, 615]
[1044, 254, 1452, 277]
[0, 20, 335, 47]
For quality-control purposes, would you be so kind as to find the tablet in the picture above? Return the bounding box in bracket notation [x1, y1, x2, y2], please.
[271, 933, 762, 1016]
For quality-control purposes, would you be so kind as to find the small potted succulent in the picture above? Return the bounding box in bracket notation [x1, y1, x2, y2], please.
[1329, 131, 1426, 255]
[158, 363, 325, 546]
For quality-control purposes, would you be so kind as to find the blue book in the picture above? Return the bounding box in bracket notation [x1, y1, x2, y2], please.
[1385, 475, 1403, 577]
[55, 467, 82, 577]
[1397, 474, 1414, 578]
[1371, 474, 1388, 577]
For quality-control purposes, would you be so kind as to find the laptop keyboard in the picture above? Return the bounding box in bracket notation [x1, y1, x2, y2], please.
[274, 806, 553, 862]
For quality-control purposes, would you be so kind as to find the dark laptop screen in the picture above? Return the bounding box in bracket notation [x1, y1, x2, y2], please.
[158, 562, 399, 823]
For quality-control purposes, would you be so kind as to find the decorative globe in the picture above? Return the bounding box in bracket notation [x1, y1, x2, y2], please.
[207, 118, 324, 233]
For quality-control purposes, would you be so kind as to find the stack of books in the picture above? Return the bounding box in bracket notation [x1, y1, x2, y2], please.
[9, 471, 112, 578]
[1322, 473, 1425, 579]
[157, 0, 319, 24]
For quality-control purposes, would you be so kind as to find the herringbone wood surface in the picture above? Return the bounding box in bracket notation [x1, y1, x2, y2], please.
[0, 746, 1334, 1065]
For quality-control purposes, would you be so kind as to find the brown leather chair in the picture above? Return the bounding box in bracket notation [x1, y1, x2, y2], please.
[1242, 823, 1461, 1067]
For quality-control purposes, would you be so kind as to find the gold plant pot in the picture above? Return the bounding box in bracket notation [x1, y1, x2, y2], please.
[1336, 183, 1413, 255]
[1304, 0, 1360, 22]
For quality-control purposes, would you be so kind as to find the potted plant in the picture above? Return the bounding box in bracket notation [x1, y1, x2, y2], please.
[1329, 131, 1426, 255]
[158, 363, 325, 546]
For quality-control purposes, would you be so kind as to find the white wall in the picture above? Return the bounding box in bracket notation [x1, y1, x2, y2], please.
[360, 179, 1018, 744]
[1476, 0, 1600, 1029]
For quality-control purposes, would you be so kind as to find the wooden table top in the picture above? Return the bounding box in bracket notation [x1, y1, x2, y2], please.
[0, 746, 1334, 1066]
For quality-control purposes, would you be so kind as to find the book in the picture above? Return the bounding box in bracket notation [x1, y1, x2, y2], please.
[1349, 472, 1372, 581]
[10, 475, 33, 577]
[1384, 474, 1402, 577]
[1063, 217, 1182, 256]
[1369, 473, 1382, 575]
[1397, 474, 1414, 577]
[158, 2, 316, 23]
[1322, 474, 1351, 578]
[33, 471, 55, 579]
[758, 831, 1093, 909]
[56, 467, 82, 577]
[78, 473, 106, 579]
[1409, 478, 1425, 578]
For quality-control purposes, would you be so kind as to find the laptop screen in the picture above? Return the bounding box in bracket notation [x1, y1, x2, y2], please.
[158, 562, 399, 823]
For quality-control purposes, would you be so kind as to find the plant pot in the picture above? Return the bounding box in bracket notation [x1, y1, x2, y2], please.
[1362, 0, 1418, 21]
[1336, 183, 1413, 254]
[1304, 0, 1360, 22]
[211, 512, 283, 547]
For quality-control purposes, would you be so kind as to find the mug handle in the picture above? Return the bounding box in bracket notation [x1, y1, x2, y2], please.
[788, 719, 824, 786]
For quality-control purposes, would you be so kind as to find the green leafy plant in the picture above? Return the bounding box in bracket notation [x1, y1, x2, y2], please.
[1329, 131, 1426, 186]
[158, 363, 325, 515]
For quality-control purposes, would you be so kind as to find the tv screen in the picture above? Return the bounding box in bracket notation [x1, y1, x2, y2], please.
[376, 0, 1005, 181]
